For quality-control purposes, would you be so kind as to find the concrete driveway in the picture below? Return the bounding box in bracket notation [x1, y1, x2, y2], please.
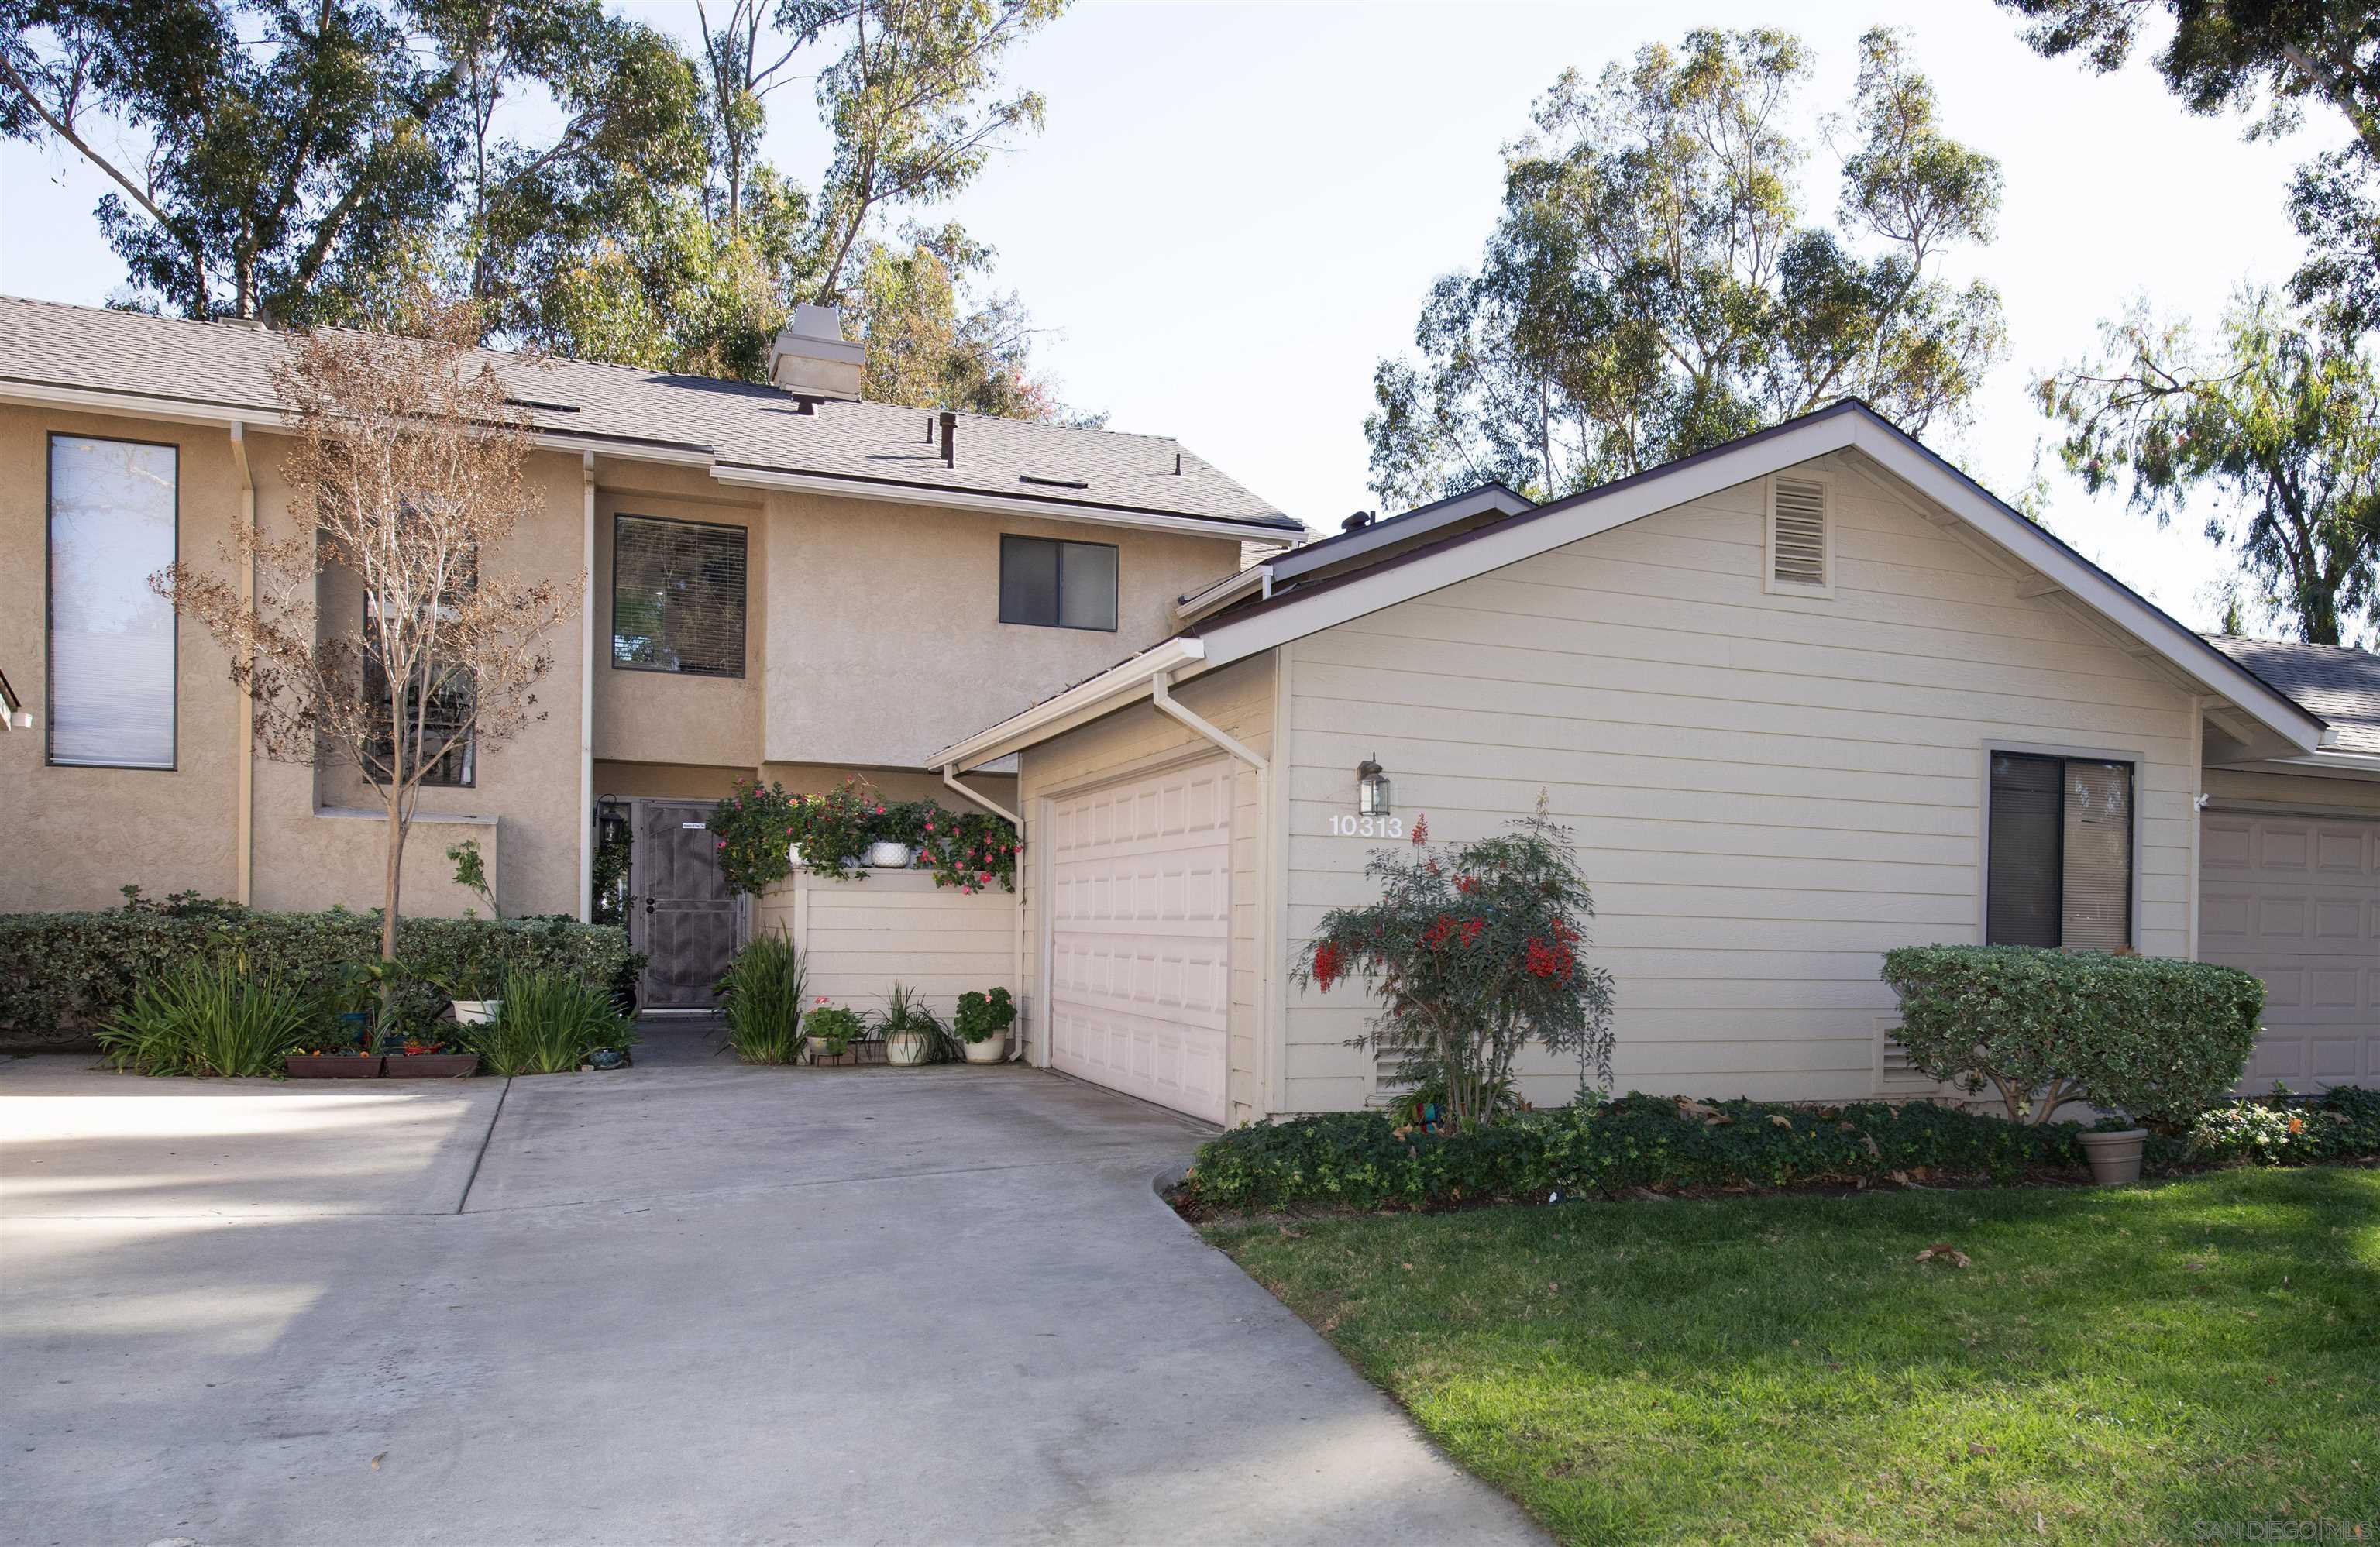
[1, 1030, 1543, 1547]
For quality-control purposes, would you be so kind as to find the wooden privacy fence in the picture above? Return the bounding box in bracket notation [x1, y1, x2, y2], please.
[753, 867, 1016, 1022]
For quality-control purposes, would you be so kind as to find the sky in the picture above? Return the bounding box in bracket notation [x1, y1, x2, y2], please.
[0, 1, 2345, 640]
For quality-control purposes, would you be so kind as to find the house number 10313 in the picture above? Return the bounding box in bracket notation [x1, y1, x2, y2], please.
[1329, 814, 1404, 838]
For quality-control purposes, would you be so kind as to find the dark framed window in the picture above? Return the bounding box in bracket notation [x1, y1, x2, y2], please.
[46, 432, 178, 769]
[362, 594, 475, 789]
[1986, 751, 2134, 951]
[999, 534, 1118, 631]
[613, 514, 748, 677]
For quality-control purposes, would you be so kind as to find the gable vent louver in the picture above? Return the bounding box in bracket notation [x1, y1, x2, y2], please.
[1770, 477, 1828, 590]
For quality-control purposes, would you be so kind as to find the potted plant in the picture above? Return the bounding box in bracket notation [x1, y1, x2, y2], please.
[954, 986, 1015, 1065]
[431, 945, 509, 1026]
[2078, 1112, 2150, 1185]
[783, 780, 882, 878]
[874, 982, 957, 1065]
[803, 1003, 865, 1066]
[382, 1032, 480, 1079]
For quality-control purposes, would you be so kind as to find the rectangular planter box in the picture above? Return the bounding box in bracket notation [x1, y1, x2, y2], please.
[287, 1054, 383, 1079]
[381, 1053, 480, 1079]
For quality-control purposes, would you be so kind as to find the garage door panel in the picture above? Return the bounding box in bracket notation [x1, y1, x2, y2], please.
[2199, 813, 2378, 1091]
[1047, 760, 1233, 1122]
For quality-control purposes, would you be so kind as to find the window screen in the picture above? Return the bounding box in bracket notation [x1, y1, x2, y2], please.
[613, 514, 747, 677]
[1986, 752, 2133, 951]
[48, 434, 177, 768]
[1000, 535, 1118, 631]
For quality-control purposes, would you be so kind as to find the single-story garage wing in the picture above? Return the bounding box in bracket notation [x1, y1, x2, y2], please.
[937, 400, 2380, 1126]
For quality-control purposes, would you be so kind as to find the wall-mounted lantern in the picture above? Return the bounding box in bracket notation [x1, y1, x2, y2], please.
[1356, 757, 1392, 816]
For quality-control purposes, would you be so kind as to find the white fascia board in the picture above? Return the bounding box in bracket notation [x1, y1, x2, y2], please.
[710, 461, 1298, 542]
[1175, 566, 1268, 621]
[1199, 413, 1858, 665]
[1844, 418, 2327, 753]
[934, 636, 1209, 770]
[2212, 751, 2380, 779]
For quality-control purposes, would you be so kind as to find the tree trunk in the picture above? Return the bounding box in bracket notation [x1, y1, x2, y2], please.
[381, 793, 409, 964]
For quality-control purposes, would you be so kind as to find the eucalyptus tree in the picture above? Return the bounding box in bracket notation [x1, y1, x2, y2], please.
[1365, 28, 2007, 507]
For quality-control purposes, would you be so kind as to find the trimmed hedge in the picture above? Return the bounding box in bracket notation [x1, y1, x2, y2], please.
[1882, 944, 2263, 1123]
[1178, 1088, 2380, 1214]
[0, 904, 635, 1048]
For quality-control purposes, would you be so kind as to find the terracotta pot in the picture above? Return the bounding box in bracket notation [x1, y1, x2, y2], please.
[449, 999, 502, 1026]
[2078, 1127, 2148, 1186]
[962, 1036, 1007, 1065]
[885, 1030, 930, 1066]
[381, 1053, 480, 1079]
[286, 1054, 383, 1079]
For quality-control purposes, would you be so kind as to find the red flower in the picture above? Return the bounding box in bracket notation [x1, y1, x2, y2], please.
[1455, 874, 1481, 896]
[1410, 814, 1429, 844]
[1524, 936, 1575, 983]
[1312, 941, 1346, 993]
[1460, 917, 1484, 947]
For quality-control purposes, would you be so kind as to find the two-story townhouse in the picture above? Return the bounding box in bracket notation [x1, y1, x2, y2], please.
[0, 297, 1301, 1007]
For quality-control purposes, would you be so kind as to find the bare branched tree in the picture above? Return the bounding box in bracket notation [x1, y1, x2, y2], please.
[157, 295, 578, 961]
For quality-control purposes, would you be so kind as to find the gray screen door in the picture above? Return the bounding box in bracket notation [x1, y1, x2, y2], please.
[631, 799, 742, 1009]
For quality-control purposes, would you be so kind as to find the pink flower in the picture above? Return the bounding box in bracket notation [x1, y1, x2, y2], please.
[925, 820, 935, 833]
[873, 805, 885, 815]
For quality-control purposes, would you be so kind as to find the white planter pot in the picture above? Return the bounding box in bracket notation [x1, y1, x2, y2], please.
[868, 841, 913, 869]
[962, 1036, 1007, 1064]
[788, 841, 805, 869]
[450, 999, 502, 1026]
[885, 1030, 930, 1066]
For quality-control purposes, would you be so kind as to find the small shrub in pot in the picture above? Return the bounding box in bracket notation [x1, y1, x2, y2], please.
[803, 1005, 865, 1064]
[954, 987, 1015, 1064]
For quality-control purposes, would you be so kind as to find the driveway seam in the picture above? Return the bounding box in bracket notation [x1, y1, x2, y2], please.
[453, 1073, 514, 1214]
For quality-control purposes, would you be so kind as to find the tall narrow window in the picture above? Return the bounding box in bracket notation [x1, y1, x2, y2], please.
[1986, 752, 2134, 951]
[1000, 534, 1118, 631]
[612, 514, 747, 677]
[48, 434, 177, 768]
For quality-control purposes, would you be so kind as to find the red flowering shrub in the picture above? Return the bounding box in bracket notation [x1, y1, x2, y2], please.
[1289, 797, 1616, 1126]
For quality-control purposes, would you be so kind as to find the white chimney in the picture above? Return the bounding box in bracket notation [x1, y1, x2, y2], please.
[769, 304, 865, 401]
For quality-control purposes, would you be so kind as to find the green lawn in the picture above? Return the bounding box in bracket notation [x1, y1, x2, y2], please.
[1205, 1167, 2380, 1545]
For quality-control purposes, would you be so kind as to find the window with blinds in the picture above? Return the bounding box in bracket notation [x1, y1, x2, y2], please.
[1986, 751, 2133, 951]
[612, 514, 748, 678]
[47, 434, 177, 769]
[1766, 476, 1831, 595]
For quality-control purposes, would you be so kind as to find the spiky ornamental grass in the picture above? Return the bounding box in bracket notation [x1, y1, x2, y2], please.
[1291, 797, 1616, 1126]
[463, 969, 634, 1076]
[98, 957, 318, 1077]
[718, 932, 809, 1064]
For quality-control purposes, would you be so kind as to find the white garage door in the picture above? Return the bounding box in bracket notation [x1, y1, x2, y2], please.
[1045, 760, 1233, 1122]
[2199, 812, 2379, 1090]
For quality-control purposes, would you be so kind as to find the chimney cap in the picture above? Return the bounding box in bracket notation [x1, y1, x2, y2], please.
[769, 304, 865, 401]
[1341, 510, 1375, 533]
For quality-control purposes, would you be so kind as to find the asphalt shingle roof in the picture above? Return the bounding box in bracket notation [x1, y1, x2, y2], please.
[0, 294, 1296, 531]
[2203, 634, 2380, 755]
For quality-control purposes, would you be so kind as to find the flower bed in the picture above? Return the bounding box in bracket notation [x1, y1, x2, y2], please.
[1175, 1086, 2380, 1214]
[711, 778, 1017, 896]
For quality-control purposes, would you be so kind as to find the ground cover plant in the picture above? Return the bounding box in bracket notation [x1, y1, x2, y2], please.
[1207, 1167, 2380, 1545]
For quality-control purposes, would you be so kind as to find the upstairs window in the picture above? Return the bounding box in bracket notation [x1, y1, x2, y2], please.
[1986, 751, 2134, 951]
[613, 514, 747, 677]
[362, 593, 475, 789]
[1000, 534, 1118, 631]
[1765, 475, 1831, 596]
[48, 434, 177, 769]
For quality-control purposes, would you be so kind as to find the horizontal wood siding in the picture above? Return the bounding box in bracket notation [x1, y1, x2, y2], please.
[754, 868, 1013, 1022]
[1014, 655, 1275, 1123]
[1285, 455, 2206, 1109]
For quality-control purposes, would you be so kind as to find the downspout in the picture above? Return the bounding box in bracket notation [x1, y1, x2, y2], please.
[579, 452, 596, 923]
[1151, 669, 1271, 1124]
[943, 763, 1026, 1061]
[229, 422, 255, 906]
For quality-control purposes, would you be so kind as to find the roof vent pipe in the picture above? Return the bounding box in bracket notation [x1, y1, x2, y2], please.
[1341, 510, 1374, 533]
[939, 410, 958, 469]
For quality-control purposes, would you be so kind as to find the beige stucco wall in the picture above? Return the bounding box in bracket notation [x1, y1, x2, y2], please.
[764, 490, 1243, 767]
[1284, 454, 2213, 1111]
[1013, 655, 1276, 1123]
[1, 404, 244, 910]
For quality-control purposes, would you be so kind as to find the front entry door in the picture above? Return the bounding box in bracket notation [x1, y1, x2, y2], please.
[631, 799, 742, 1009]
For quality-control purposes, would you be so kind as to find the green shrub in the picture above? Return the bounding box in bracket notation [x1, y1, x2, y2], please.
[710, 776, 1017, 896]
[1179, 1086, 2380, 1214]
[458, 970, 635, 1076]
[97, 957, 318, 1077]
[720, 933, 807, 1064]
[0, 903, 635, 1048]
[1880, 944, 2262, 1124]
[2187, 1087, 2380, 1166]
